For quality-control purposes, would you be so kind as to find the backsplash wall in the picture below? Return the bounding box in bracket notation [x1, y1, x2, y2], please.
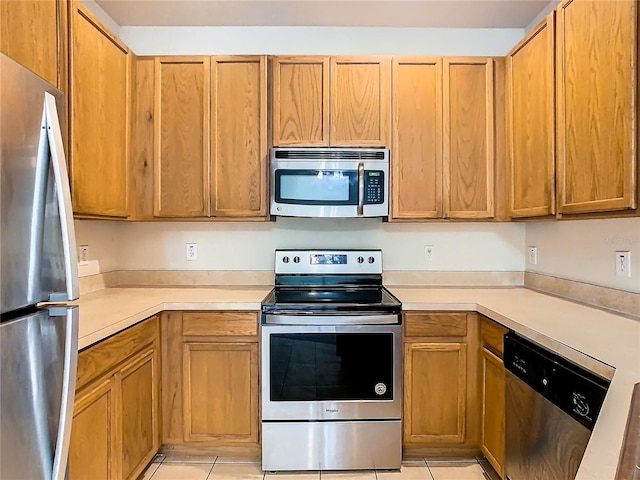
[525, 218, 640, 294]
[75, 219, 525, 273]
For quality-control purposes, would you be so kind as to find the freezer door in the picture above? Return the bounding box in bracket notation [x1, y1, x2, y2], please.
[0, 306, 79, 480]
[0, 53, 79, 314]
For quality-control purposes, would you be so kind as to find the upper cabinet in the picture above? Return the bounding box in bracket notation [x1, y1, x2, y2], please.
[444, 58, 495, 219]
[556, 0, 637, 214]
[391, 57, 443, 219]
[69, 2, 132, 218]
[145, 56, 268, 220]
[506, 13, 556, 218]
[391, 57, 497, 220]
[154, 57, 210, 217]
[271, 56, 391, 147]
[210, 56, 268, 217]
[271, 56, 329, 146]
[0, 0, 65, 87]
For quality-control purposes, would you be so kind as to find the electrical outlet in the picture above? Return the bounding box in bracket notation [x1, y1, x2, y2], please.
[186, 243, 198, 261]
[79, 245, 89, 265]
[528, 246, 538, 265]
[424, 245, 435, 261]
[615, 251, 631, 277]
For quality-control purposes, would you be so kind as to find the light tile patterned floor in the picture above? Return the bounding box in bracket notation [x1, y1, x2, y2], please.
[142, 456, 491, 480]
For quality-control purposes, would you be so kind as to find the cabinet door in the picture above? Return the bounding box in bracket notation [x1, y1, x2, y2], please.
[272, 56, 329, 146]
[556, 0, 637, 214]
[506, 14, 556, 218]
[404, 342, 467, 444]
[210, 56, 268, 217]
[154, 57, 210, 217]
[481, 347, 505, 479]
[69, 378, 116, 480]
[443, 58, 495, 218]
[183, 342, 259, 443]
[330, 57, 391, 146]
[118, 347, 159, 480]
[0, 0, 61, 86]
[70, 3, 130, 218]
[391, 58, 443, 219]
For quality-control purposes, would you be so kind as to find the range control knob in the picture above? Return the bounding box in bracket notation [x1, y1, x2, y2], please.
[282, 256, 290, 264]
[293, 256, 301, 263]
[368, 256, 375, 264]
[357, 256, 364, 264]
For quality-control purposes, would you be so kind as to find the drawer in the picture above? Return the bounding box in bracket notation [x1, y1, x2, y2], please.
[182, 312, 258, 337]
[480, 317, 508, 358]
[404, 313, 467, 337]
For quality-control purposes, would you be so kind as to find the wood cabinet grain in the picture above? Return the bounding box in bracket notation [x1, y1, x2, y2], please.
[0, 0, 62, 87]
[153, 57, 209, 217]
[444, 58, 495, 218]
[506, 14, 556, 218]
[70, 316, 159, 480]
[271, 56, 329, 146]
[481, 347, 506, 479]
[69, 2, 130, 218]
[391, 58, 443, 219]
[556, 0, 637, 214]
[330, 57, 391, 146]
[404, 342, 467, 444]
[210, 56, 268, 217]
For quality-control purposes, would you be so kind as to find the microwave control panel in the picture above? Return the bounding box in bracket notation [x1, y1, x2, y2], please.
[365, 171, 385, 204]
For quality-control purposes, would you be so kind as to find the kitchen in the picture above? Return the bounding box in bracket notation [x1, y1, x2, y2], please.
[0, 0, 639, 480]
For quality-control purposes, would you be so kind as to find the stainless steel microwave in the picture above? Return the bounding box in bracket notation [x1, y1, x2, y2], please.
[270, 147, 390, 218]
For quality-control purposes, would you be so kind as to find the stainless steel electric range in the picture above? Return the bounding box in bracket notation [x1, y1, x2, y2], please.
[261, 249, 402, 471]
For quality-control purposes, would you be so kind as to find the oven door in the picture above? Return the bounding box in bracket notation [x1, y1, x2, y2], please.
[261, 321, 402, 421]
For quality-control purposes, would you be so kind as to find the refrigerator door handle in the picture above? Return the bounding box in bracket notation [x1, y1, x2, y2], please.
[44, 92, 79, 302]
[50, 307, 79, 480]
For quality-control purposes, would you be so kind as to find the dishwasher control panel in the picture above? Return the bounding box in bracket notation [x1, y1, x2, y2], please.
[504, 333, 610, 430]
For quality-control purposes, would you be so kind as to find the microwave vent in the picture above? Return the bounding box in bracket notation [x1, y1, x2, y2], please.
[273, 149, 387, 160]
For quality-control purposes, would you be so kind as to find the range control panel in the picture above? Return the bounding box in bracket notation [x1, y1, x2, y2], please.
[275, 250, 382, 275]
[364, 171, 385, 205]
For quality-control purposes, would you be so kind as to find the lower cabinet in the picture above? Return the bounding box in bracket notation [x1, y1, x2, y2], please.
[480, 316, 508, 479]
[69, 316, 160, 480]
[403, 312, 480, 452]
[161, 311, 260, 451]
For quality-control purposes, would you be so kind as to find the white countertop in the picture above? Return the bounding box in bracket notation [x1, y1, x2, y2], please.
[73, 285, 640, 480]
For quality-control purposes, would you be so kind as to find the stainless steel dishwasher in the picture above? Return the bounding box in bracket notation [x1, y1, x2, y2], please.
[504, 333, 610, 480]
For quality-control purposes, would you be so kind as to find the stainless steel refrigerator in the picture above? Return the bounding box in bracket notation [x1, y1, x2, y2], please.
[0, 53, 80, 480]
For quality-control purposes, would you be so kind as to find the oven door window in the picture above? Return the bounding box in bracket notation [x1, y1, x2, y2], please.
[269, 333, 393, 401]
[275, 170, 357, 205]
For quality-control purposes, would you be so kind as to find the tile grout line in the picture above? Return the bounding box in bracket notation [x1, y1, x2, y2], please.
[205, 462, 216, 480]
[423, 458, 435, 480]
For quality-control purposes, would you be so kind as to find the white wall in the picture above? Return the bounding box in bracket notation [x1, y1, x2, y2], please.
[74, 220, 125, 276]
[525, 218, 640, 293]
[91, 219, 524, 272]
[120, 26, 524, 56]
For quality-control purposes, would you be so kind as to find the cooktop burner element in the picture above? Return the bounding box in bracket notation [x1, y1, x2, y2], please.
[261, 249, 401, 316]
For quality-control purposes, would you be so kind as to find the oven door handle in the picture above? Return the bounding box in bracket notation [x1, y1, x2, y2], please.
[263, 314, 399, 326]
[357, 162, 365, 216]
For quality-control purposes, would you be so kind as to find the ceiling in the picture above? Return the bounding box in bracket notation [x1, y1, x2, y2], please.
[94, 0, 552, 28]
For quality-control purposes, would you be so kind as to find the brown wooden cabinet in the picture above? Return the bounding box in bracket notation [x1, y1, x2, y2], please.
[211, 56, 268, 217]
[271, 56, 329, 146]
[153, 57, 209, 217]
[0, 0, 65, 87]
[479, 317, 508, 479]
[391, 57, 443, 219]
[161, 311, 260, 453]
[69, 2, 131, 218]
[506, 13, 556, 218]
[69, 317, 160, 480]
[270, 56, 390, 147]
[149, 56, 268, 219]
[443, 58, 495, 218]
[556, 0, 637, 214]
[403, 312, 480, 453]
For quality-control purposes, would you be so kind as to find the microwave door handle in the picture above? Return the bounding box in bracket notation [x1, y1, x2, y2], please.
[357, 162, 365, 216]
